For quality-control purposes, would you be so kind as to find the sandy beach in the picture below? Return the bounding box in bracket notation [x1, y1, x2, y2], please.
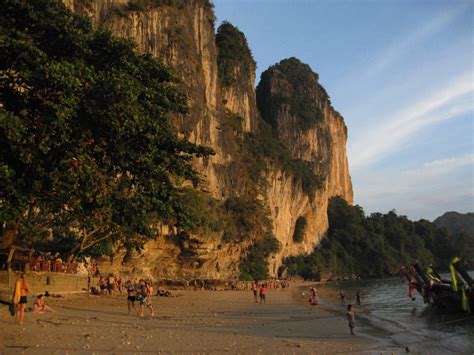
[0, 283, 377, 354]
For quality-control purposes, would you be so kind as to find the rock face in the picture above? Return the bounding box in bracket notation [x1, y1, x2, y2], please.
[257, 58, 353, 274]
[64, 0, 352, 279]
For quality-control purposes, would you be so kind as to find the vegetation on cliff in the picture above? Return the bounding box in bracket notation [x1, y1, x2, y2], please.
[284, 198, 474, 279]
[0, 0, 212, 260]
[257, 57, 329, 131]
[293, 216, 307, 243]
[216, 21, 255, 86]
[242, 116, 323, 199]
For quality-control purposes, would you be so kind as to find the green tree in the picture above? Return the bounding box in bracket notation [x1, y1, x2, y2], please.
[0, 0, 212, 260]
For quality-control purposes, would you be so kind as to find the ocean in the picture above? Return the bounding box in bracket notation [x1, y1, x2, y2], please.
[317, 272, 474, 354]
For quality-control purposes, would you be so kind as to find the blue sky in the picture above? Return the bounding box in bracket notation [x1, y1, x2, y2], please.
[213, 0, 474, 221]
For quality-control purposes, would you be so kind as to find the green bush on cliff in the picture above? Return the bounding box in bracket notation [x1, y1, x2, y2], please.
[257, 57, 328, 131]
[216, 21, 255, 86]
[293, 216, 307, 243]
[239, 233, 281, 281]
[242, 117, 323, 199]
[126, 0, 213, 12]
[0, 0, 212, 259]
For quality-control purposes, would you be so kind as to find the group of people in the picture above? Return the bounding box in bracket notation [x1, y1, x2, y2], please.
[251, 281, 268, 304]
[29, 254, 78, 273]
[339, 288, 361, 306]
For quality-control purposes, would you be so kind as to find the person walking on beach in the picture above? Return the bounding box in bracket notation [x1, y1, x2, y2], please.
[138, 279, 154, 317]
[12, 273, 30, 325]
[356, 290, 361, 305]
[340, 288, 346, 305]
[259, 283, 267, 304]
[252, 281, 258, 303]
[347, 304, 356, 335]
[126, 281, 139, 316]
[311, 287, 318, 305]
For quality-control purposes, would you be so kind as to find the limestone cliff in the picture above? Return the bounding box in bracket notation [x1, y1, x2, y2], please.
[257, 58, 353, 274]
[64, 0, 352, 280]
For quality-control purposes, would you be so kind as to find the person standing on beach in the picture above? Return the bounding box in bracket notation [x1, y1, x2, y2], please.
[126, 281, 139, 316]
[340, 288, 346, 305]
[259, 283, 267, 304]
[13, 273, 30, 325]
[138, 279, 154, 317]
[252, 281, 258, 303]
[356, 290, 361, 305]
[347, 304, 356, 335]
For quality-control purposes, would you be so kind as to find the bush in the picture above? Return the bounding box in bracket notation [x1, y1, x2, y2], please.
[239, 233, 281, 280]
[293, 216, 307, 243]
[216, 21, 255, 86]
[242, 117, 322, 199]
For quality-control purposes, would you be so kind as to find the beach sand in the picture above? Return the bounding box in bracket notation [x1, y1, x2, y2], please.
[0, 283, 376, 354]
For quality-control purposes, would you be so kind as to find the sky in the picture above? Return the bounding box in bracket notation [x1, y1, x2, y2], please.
[213, 0, 474, 221]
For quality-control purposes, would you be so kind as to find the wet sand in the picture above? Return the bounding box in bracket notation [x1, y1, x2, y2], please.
[0, 283, 375, 354]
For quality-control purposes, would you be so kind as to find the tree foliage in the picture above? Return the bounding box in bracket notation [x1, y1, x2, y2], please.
[216, 21, 255, 86]
[0, 0, 212, 259]
[284, 197, 473, 279]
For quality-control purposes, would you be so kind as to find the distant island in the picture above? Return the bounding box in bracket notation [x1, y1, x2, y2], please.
[433, 211, 474, 235]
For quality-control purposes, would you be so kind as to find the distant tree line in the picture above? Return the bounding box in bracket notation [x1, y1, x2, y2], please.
[284, 197, 474, 279]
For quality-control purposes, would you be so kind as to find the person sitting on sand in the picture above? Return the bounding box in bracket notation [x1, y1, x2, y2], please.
[138, 279, 154, 317]
[33, 294, 54, 313]
[157, 287, 172, 297]
[347, 304, 356, 335]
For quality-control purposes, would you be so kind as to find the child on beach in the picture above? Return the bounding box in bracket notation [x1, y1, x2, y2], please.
[347, 304, 356, 335]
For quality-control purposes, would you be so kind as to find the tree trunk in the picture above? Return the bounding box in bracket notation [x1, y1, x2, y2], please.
[0, 228, 19, 249]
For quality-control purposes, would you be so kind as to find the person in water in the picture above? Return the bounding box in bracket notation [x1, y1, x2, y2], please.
[340, 289, 346, 305]
[13, 273, 30, 324]
[347, 304, 356, 335]
[33, 294, 54, 313]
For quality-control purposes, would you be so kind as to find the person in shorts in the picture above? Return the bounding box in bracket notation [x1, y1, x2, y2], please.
[13, 273, 30, 324]
[126, 281, 139, 316]
[138, 279, 154, 317]
[347, 304, 356, 335]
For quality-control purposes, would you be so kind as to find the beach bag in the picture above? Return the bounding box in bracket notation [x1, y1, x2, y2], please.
[9, 303, 16, 317]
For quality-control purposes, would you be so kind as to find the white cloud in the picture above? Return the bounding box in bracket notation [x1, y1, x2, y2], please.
[349, 72, 474, 170]
[365, 5, 468, 79]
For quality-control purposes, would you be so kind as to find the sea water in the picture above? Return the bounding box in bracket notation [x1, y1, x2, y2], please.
[318, 272, 474, 354]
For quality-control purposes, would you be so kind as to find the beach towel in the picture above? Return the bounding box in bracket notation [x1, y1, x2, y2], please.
[12, 280, 21, 305]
